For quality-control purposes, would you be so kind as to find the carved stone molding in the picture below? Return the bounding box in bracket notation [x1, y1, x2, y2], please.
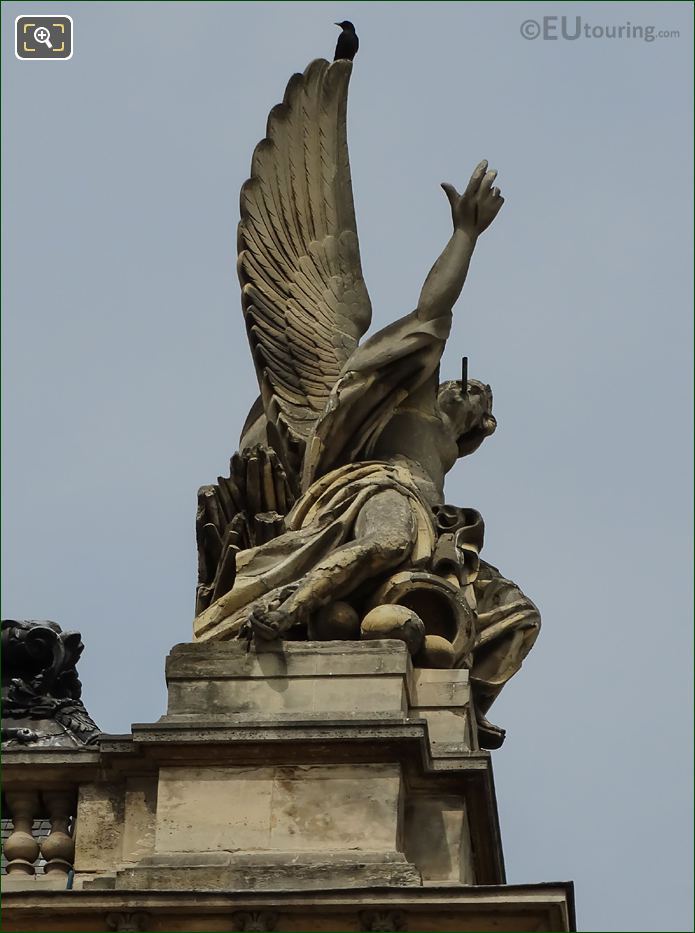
[359, 910, 408, 932]
[232, 910, 279, 932]
[105, 911, 151, 932]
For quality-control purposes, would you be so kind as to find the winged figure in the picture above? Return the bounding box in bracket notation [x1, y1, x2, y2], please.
[194, 59, 539, 747]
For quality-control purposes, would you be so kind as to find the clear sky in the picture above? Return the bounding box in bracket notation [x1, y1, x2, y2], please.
[2, 2, 692, 930]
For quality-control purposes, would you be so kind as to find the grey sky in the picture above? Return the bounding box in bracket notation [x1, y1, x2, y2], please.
[2, 2, 692, 930]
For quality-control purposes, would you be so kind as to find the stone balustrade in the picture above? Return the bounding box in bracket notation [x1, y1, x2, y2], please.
[3, 788, 76, 878]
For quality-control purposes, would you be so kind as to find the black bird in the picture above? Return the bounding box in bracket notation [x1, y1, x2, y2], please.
[334, 21, 359, 61]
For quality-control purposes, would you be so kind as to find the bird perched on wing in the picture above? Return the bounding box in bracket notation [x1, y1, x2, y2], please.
[334, 21, 359, 61]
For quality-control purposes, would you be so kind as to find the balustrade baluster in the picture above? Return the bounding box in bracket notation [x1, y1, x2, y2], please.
[40, 789, 76, 875]
[3, 790, 41, 876]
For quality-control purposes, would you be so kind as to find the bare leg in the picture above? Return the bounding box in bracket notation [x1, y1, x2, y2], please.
[249, 490, 416, 639]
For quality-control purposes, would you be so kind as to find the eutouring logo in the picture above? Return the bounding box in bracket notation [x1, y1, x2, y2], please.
[520, 16, 680, 43]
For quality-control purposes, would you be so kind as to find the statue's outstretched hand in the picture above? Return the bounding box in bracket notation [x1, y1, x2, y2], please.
[441, 160, 504, 237]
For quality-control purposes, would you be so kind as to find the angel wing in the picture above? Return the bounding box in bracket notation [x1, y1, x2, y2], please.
[238, 58, 372, 481]
[195, 446, 295, 615]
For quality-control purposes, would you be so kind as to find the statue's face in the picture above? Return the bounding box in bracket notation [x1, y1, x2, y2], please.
[439, 380, 494, 435]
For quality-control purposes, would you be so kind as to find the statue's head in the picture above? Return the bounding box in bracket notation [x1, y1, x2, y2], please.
[438, 379, 497, 457]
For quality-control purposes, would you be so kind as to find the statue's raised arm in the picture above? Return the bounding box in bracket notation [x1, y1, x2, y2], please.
[302, 159, 503, 486]
[417, 160, 504, 323]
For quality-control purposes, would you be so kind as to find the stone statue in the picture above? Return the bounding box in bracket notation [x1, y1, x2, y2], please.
[193, 59, 539, 747]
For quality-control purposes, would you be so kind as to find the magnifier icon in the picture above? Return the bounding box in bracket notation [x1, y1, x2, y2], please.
[33, 26, 53, 49]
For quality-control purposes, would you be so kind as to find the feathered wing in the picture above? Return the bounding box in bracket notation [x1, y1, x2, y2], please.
[237, 58, 372, 481]
[195, 446, 296, 616]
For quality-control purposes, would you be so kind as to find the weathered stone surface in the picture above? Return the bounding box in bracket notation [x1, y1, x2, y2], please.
[404, 795, 474, 884]
[164, 641, 411, 723]
[406, 667, 475, 755]
[416, 709, 473, 757]
[121, 777, 157, 865]
[0, 883, 576, 930]
[72, 783, 125, 872]
[406, 668, 470, 708]
[150, 641, 479, 761]
[154, 763, 403, 855]
[112, 850, 421, 892]
[268, 764, 402, 852]
[166, 639, 411, 680]
[86, 641, 496, 894]
[167, 674, 407, 721]
[130, 719, 430, 752]
[1, 873, 68, 892]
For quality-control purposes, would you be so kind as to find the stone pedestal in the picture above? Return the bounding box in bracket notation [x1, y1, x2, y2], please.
[92, 640, 491, 893]
[2, 640, 574, 930]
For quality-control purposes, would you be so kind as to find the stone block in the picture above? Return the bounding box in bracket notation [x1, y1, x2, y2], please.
[163, 640, 411, 722]
[113, 849, 421, 892]
[166, 640, 411, 683]
[154, 763, 403, 857]
[406, 667, 475, 754]
[418, 708, 473, 756]
[73, 783, 125, 872]
[121, 777, 157, 864]
[166, 674, 406, 721]
[267, 764, 402, 852]
[407, 667, 470, 708]
[404, 795, 474, 884]
[155, 766, 274, 853]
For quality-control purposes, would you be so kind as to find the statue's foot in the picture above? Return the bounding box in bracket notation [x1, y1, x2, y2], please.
[476, 712, 506, 749]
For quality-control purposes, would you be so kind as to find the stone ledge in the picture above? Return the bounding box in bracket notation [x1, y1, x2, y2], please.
[166, 675, 408, 720]
[1, 748, 102, 785]
[0, 882, 576, 931]
[130, 719, 429, 743]
[1, 875, 70, 892]
[166, 640, 412, 681]
[120, 720, 493, 779]
[1, 749, 101, 766]
[91, 850, 422, 892]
